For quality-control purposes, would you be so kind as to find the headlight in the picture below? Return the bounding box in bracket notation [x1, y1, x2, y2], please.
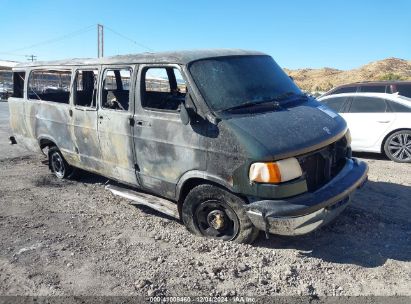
[249, 157, 303, 184]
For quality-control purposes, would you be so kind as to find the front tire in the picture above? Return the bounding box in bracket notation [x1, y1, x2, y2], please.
[182, 184, 259, 244]
[48, 146, 75, 179]
[383, 130, 411, 163]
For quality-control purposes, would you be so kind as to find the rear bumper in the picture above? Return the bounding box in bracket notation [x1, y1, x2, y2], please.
[245, 158, 368, 236]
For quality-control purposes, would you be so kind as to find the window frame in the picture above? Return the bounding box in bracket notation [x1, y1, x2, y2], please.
[27, 67, 72, 106]
[100, 65, 134, 112]
[137, 63, 187, 116]
[72, 67, 100, 110]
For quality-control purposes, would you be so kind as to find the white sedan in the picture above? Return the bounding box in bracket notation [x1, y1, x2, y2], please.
[318, 92, 411, 163]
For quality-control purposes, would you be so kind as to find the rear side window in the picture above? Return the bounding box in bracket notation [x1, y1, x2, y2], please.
[102, 68, 132, 111]
[396, 84, 411, 98]
[74, 69, 98, 108]
[322, 97, 347, 112]
[28, 70, 71, 104]
[386, 100, 411, 112]
[348, 96, 387, 113]
[332, 86, 357, 94]
[12, 72, 25, 98]
[358, 85, 386, 93]
[142, 67, 187, 111]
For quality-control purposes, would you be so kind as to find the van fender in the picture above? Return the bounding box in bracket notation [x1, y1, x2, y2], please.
[37, 134, 58, 149]
[176, 170, 235, 202]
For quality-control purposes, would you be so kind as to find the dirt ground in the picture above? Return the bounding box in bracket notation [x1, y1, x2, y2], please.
[0, 104, 410, 299]
[0, 151, 409, 298]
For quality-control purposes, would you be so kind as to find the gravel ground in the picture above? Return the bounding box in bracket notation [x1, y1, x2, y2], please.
[0, 102, 410, 299]
[0, 152, 410, 298]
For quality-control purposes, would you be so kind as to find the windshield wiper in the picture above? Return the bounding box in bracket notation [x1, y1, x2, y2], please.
[221, 92, 308, 112]
[222, 100, 281, 112]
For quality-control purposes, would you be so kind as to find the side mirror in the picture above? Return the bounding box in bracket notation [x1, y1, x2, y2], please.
[180, 101, 190, 125]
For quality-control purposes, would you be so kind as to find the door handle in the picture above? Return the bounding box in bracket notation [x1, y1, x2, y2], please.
[135, 120, 150, 127]
[99, 115, 104, 119]
[377, 120, 390, 123]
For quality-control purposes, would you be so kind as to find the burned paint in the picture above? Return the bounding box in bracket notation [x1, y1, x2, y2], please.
[8, 49, 368, 239]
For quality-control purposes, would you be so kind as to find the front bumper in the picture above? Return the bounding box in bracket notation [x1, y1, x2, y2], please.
[245, 158, 368, 236]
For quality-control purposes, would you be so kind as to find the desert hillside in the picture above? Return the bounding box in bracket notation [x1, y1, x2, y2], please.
[284, 57, 411, 92]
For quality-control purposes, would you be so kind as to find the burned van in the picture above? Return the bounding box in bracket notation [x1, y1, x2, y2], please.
[9, 49, 368, 243]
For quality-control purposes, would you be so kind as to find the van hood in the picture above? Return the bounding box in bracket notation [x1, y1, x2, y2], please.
[221, 99, 348, 160]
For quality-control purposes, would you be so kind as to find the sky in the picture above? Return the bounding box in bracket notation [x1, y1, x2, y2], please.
[0, 0, 410, 70]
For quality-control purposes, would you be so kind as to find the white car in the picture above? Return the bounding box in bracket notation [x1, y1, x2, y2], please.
[318, 92, 411, 163]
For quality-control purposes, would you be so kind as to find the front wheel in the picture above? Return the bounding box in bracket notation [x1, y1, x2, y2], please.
[48, 146, 76, 179]
[182, 184, 259, 244]
[383, 130, 411, 163]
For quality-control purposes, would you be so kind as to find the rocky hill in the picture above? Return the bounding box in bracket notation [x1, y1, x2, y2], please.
[284, 57, 411, 92]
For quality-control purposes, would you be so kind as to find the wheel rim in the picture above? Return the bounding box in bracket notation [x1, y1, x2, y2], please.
[388, 133, 411, 161]
[51, 152, 65, 178]
[195, 200, 239, 241]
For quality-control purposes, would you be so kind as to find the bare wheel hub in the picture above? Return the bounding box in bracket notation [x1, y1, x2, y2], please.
[207, 210, 226, 230]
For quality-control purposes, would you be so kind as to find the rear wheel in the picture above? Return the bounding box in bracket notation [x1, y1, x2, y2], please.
[48, 146, 76, 179]
[383, 130, 411, 163]
[182, 184, 259, 244]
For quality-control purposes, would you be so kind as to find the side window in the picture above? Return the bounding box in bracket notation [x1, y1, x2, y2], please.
[358, 85, 386, 93]
[28, 70, 71, 104]
[145, 68, 170, 93]
[322, 97, 346, 112]
[332, 86, 357, 94]
[102, 68, 132, 111]
[74, 69, 98, 107]
[142, 67, 187, 111]
[349, 97, 387, 113]
[396, 84, 411, 98]
[386, 100, 411, 112]
[12, 72, 25, 98]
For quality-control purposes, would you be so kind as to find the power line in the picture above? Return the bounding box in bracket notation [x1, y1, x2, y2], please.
[104, 25, 154, 52]
[0, 24, 154, 61]
[0, 51, 28, 57]
[5, 24, 95, 54]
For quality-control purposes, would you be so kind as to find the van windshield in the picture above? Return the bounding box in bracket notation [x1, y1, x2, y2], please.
[189, 55, 302, 111]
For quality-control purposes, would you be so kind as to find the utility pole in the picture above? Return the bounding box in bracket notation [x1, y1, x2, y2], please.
[26, 55, 37, 62]
[97, 24, 104, 58]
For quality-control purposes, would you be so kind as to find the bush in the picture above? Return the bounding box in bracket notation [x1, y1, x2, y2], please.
[379, 73, 404, 81]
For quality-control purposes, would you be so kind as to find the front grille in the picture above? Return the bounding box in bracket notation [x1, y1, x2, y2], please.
[298, 137, 349, 192]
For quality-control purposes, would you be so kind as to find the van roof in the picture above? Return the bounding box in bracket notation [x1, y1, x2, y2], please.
[15, 49, 266, 68]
